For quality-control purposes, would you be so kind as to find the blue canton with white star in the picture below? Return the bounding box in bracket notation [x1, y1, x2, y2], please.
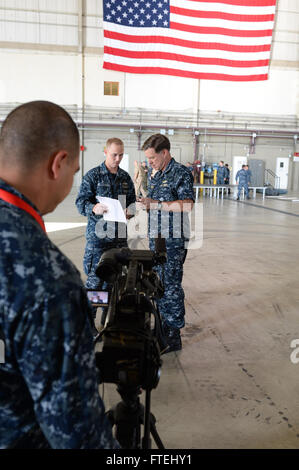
[103, 0, 170, 28]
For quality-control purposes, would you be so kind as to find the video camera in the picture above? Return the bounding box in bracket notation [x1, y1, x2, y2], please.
[94, 239, 167, 391]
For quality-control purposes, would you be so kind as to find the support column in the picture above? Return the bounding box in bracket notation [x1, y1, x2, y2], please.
[292, 136, 299, 191]
[78, 0, 85, 180]
[193, 133, 199, 162]
[197, 79, 200, 126]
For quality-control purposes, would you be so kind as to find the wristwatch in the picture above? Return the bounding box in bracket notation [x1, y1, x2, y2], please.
[157, 201, 163, 210]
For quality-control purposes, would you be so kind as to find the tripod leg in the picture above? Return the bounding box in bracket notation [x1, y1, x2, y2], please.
[149, 413, 165, 449]
[142, 388, 151, 449]
[142, 388, 165, 449]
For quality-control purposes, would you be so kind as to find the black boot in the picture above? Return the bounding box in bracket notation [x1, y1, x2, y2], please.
[162, 323, 182, 354]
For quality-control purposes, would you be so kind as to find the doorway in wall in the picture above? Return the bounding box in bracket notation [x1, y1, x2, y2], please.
[233, 156, 247, 183]
[275, 157, 289, 189]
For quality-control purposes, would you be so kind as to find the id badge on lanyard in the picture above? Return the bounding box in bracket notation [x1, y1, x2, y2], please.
[0, 189, 46, 233]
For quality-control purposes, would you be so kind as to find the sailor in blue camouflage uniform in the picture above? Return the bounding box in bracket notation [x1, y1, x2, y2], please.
[0, 101, 118, 449]
[217, 160, 227, 185]
[75, 138, 136, 327]
[245, 164, 252, 188]
[139, 134, 194, 353]
[236, 164, 251, 200]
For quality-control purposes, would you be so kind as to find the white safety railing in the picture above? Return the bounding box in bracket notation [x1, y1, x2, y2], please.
[194, 184, 267, 201]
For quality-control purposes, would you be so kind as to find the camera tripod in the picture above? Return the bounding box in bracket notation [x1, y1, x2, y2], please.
[106, 384, 165, 449]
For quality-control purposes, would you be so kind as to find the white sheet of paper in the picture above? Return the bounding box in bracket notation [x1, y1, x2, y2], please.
[96, 196, 127, 224]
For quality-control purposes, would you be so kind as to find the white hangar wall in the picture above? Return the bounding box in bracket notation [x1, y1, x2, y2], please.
[0, 52, 297, 116]
[199, 70, 298, 116]
[0, 0, 298, 188]
[0, 51, 80, 105]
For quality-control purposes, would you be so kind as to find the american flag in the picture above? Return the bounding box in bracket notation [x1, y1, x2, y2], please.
[103, 0, 277, 81]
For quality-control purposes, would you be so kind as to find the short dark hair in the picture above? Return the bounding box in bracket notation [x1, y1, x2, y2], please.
[142, 134, 170, 153]
[242, 164, 246, 168]
[0, 101, 79, 170]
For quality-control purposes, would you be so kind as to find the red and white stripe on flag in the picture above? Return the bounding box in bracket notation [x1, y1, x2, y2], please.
[103, 0, 277, 81]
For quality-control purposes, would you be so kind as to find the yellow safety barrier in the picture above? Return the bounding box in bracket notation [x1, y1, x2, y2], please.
[213, 169, 217, 185]
[200, 170, 204, 194]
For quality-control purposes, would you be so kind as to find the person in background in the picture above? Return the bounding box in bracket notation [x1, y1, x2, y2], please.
[141, 160, 148, 174]
[133, 160, 147, 198]
[224, 163, 231, 193]
[185, 162, 195, 181]
[236, 164, 251, 200]
[193, 160, 201, 183]
[217, 160, 226, 185]
[245, 164, 252, 187]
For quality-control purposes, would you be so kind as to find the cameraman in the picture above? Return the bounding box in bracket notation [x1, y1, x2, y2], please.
[0, 101, 118, 448]
[139, 134, 194, 353]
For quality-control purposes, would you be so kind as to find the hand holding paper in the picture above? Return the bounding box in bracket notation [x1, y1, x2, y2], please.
[92, 203, 108, 215]
[96, 196, 127, 223]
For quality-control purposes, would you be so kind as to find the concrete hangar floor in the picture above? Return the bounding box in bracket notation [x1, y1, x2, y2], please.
[45, 189, 299, 449]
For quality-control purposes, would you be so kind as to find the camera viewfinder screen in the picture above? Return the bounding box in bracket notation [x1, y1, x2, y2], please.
[87, 290, 109, 306]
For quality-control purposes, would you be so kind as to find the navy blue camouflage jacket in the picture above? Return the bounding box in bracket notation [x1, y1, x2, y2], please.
[0, 179, 118, 449]
[76, 162, 136, 244]
[236, 169, 251, 184]
[147, 158, 195, 243]
[217, 165, 228, 179]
